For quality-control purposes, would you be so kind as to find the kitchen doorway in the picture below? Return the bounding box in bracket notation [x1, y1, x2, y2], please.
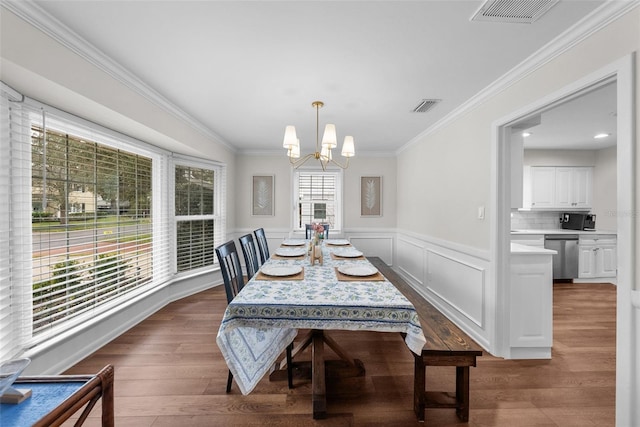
[492, 55, 634, 423]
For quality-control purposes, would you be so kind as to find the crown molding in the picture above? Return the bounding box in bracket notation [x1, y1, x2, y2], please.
[239, 148, 396, 158]
[398, 1, 639, 154]
[2, 0, 236, 153]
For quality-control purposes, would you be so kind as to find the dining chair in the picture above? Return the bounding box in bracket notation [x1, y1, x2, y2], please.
[215, 239, 294, 391]
[305, 223, 329, 240]
[253, 228, 270, 265]
[215, 240, 246, 393]
[239, 233, 260, 280]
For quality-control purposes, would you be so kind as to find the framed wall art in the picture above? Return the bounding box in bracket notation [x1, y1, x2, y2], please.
[252, 175, 274, 216]
[360, 176, 382, 217]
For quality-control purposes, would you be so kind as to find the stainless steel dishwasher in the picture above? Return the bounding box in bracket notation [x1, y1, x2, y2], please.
[544, 234, 579, 280]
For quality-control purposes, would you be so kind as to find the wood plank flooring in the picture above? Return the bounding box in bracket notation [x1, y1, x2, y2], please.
[62, 282, 616, 426]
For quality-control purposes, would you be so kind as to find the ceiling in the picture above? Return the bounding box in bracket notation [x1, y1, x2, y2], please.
[521, 81, 617, 150]
[29, 0, 608, 155]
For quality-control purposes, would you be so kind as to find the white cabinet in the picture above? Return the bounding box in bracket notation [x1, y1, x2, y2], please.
[529, 166, 592, 210]
[578, 235, 617, 279]
[554, 167, 592, 209]
[529, 167, 556, 209]
[509, 249, 554, 359]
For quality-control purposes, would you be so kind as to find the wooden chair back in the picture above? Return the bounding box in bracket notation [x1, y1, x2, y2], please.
[239, 233, 260, 280]
[215, 240, 245, 304]
[253, 228, 270, 265]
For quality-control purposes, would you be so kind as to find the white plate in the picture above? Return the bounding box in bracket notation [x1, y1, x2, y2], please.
[275, 247, 307, 257]
[261, 265, 303, 277]
[338, 265, 378, 277]
[282, 239, 306, 246]
[334, 249, 363, 258]
[325, 239, 350, 246]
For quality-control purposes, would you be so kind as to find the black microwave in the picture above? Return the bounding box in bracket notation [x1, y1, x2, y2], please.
[561, 212, 596, 230]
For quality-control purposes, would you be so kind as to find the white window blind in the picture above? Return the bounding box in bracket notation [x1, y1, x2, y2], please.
[173, 157, 225, 273]
[0, 84, 34, 361]
[294, 170, 342, 231]
[29, 111, 162, 339]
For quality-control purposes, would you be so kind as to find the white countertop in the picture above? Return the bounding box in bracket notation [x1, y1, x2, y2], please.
[511, 243, 557, 255]
[511, 229, 617, 235]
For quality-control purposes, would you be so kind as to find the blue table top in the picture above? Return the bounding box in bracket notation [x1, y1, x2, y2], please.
[0, 381, 86, 427]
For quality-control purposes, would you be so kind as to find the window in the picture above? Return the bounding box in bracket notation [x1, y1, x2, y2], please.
[30, 125, 154, 336]
[0, 84, 226, 360]
[294, 170, 342, 231]
[174, 164, 220, 272]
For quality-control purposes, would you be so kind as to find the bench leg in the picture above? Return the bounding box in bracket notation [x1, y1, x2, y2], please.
[455, 366, 470, 422]
[413, 354, 426, 422]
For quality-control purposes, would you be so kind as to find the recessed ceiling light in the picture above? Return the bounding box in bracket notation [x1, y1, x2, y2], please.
[522, 132, 531, 137]
[594, 133, 610, 139]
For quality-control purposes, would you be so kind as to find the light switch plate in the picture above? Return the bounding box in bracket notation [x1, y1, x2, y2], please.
[478, 206, 485, 220]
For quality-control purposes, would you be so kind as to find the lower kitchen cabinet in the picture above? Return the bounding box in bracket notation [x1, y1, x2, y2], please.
[578, 235, 617, 279]
[509, 245, 554, 359]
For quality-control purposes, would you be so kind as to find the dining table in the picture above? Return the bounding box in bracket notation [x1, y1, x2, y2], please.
[216, 238, 427, 419]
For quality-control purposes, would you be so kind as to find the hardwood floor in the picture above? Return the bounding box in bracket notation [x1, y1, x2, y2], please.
[63, 282, 616, 426]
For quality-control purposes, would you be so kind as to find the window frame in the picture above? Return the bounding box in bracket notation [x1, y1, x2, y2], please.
[171, 156, 225, 276]
[292, 168, 343, 233]
[23, 109, 169, 346]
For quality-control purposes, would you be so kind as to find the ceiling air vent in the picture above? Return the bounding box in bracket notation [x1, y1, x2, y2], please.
[470, 0, 559, 24]
[412, 99, 441, 113]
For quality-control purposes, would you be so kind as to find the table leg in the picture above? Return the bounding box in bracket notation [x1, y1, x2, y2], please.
[456, 366, 470, 422]
[312, 330, 327, 419]
[413, 354, 426, 422]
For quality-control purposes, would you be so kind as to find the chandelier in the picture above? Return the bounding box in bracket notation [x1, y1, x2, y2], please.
[282, 101, 355, 170]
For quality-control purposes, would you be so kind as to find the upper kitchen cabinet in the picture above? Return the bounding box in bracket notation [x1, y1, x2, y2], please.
[527, 166, 593, 210]
[529, 167, 556, 209]
[554, 167, 592, 209]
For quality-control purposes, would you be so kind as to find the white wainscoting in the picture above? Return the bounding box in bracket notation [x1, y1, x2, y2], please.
[347, 234, 394, 265]
[427, 251, 485, 328]
[395, 232, 492, 352]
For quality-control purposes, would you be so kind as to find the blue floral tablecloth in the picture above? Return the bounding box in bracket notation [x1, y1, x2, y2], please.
[216, 243, 426, 395]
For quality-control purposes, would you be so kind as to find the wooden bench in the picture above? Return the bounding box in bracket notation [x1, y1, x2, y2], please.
[369, 258, 483, 423]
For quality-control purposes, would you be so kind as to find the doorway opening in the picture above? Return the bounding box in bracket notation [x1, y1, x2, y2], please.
[492, 55, 634, 424]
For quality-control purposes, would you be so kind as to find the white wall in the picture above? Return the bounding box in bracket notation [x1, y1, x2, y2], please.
[593, 146, 618, 231]
[233, 154, 398, 264]
[524, 149, 596, 166]
[235, 153, 397, 234]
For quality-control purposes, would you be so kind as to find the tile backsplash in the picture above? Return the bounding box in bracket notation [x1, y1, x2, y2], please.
[511, 210, 562, 230]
